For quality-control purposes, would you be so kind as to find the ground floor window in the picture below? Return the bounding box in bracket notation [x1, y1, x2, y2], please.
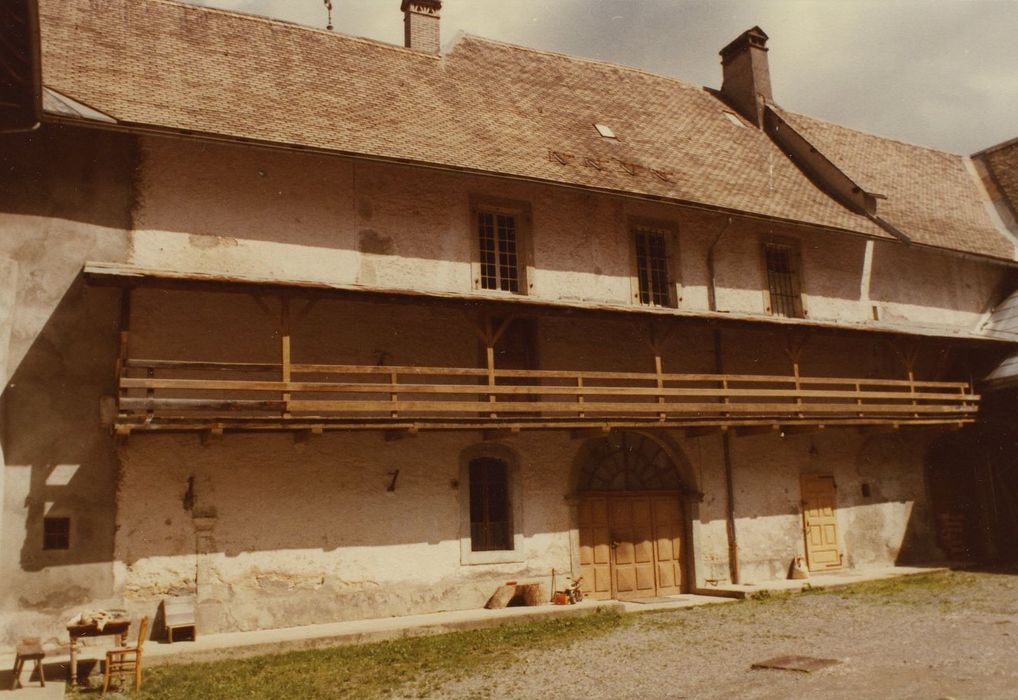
[43, 516, 70, 550]
[460, 444, 524, 565]
[469, 458, 511, 551]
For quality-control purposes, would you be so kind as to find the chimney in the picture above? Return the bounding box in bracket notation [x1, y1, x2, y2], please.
[401, 0, 442, 54]
[719, 26, 772, 127]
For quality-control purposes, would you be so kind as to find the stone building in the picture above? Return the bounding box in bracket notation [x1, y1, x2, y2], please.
[1, 0, 1016, 644]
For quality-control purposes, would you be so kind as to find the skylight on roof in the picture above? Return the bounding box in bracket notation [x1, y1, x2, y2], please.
[594, 123, 617, 139]
[722, 111, 746, 128]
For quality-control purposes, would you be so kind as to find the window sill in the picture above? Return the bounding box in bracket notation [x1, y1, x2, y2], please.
[459, 533, 525, 565]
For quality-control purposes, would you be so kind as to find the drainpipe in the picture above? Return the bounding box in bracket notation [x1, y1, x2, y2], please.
[713, 328, 740, 584]
[707, 217, 733, 312]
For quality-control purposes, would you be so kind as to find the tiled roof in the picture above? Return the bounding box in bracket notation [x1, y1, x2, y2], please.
[37, 0, 1015, 261]
[778, 109, 1015, 260]
[980, 139, 1018, 219]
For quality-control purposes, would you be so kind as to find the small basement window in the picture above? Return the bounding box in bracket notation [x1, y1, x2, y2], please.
[594, 123, 617, 139]
[43, 517, 70, 550]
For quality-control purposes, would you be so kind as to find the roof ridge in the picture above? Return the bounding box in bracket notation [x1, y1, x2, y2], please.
[777, 106, 964, 158]
[973, 135, 1018, 157]
[143, 0, 440, 60]
[453, 33, 707, 93]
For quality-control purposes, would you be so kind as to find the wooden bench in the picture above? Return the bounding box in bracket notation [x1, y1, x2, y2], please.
[163, 596, 196, 642]
[10, 639, 45, 689]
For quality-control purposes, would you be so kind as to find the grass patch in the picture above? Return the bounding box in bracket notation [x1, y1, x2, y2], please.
[82, 611, 626, 700]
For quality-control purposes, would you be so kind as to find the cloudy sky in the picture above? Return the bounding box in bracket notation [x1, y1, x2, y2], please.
[184, 0, 1018, 154]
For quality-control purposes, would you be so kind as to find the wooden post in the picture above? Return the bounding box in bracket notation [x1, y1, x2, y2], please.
[783, 331, 808, 420]
[484, 315, 497, 419]
[577, 375, 585, 418]
[281, 295, 291, 418]
[390, 370, 399, 418]
[648, 322, 670, 421]
[115, 287, 132, 423]
[891, 338, 920, 419]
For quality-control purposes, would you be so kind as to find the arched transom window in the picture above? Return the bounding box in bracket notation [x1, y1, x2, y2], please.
[577, 432, 682, 492]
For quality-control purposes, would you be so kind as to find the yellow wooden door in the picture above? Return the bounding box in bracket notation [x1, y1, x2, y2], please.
[652, 495, 683, 595]
[578, 497, 612, 600]
[801, 474, 842, 570]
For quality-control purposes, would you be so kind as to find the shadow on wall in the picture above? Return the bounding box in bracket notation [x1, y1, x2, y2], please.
[2, 278, 122, 574]
[0, 125, 138, 230]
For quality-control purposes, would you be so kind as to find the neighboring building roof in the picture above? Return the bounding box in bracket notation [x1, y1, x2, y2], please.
[36, 0, 1016, 262]
[977, 138, 1018, 221]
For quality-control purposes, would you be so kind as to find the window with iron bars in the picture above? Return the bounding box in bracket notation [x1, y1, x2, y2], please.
[634, 228, 671, 306]
[43, 516, 70, 551]
[478, 211, 520, 293]
[764, 242, 804, 318]
[469, 458, 512, 551]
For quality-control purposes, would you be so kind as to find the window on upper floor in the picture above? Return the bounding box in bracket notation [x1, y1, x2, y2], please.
[632, 223, 678, 308]
[471, 197, 531, 295]
[763, 240, 805, 318]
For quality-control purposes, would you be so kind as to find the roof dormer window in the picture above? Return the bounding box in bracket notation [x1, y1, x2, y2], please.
[594, 123, 617, 140]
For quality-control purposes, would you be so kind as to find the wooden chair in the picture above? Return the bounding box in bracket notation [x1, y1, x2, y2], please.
[101, 616, 149, 696]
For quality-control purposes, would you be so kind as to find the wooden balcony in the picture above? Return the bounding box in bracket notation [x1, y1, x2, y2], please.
[113, 359, 979, 436]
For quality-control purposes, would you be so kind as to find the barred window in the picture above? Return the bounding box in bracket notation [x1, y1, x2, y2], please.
[635, 228, 670, 306]
[764, 242, 804, 318]
[478, 211, 520, 293]
[469, 458, 511, 551]
[43, 517, 70, 550]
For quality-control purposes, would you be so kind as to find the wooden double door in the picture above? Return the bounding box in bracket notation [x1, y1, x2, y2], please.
[578, 493, 684, 600]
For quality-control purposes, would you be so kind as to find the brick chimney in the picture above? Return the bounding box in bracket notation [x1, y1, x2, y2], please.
[719, 26, 772, 127]
[401, 0, 442, 53]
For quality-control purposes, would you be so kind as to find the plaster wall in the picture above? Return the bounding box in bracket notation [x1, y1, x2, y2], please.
[724, 428, 940, 584]
[108, 291, 941, 633]
[130, 136, 1007, 336]
[115, 430, 579, 633]
[0, 125, 133, 645]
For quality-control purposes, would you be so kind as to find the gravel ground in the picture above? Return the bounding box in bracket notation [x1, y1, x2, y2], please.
[416, 568, 1018, 699]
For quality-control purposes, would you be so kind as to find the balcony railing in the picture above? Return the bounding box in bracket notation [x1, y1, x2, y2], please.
[113, 359, 979, 434]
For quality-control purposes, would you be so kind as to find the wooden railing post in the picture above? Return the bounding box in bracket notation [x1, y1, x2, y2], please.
[115, 287, 132, 433]
[654, 352, 666, 421]
[281, 295, 291, 419]
[390, 370, 399, 418]
[485, 316, 497, 419]
[577, 375, 585, 418]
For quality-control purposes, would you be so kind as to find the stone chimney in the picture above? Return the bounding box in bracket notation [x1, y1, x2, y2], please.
[401, 0, 442, 53]
[719, 26, 772, 127]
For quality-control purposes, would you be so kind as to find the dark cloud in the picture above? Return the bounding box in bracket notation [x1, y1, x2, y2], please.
[186, 0, 1018, 153]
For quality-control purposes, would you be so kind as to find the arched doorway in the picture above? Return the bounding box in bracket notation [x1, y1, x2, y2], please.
[574, 432, 687, 601]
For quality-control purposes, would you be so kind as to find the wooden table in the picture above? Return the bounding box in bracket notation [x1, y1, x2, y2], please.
[66, 619, 131, 688]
